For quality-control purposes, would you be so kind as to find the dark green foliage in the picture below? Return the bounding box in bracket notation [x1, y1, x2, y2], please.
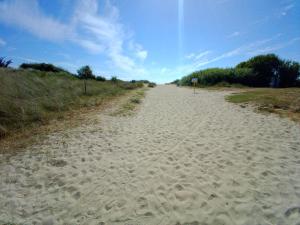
[180, 54, 300, 88]
[278, 61, 300, 87]
[111, 76, 118, 82]
[237, 54, 281, 87]
[20, 63, 67, 73]
[77, 65, 95, 79]
[180, 68, 254, 87]
[148, 82, 157, 88]
[96, 76, 106, 81]
[0, 57, 12, 68]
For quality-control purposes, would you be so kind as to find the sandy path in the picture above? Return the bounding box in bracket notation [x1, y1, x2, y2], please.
[1, 85, 300, 225]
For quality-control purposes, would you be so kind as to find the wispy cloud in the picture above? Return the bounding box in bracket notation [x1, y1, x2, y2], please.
[248, 37, 300, 55]
[280, 3, 294, 16]
[0, 0, 73, 41]
[192, 35, 282, 68]
[226, 31, 241, 38]
[0, 0, 147, 75]
[185, 51, 212, 61]
[128, 41, 148, 61]
[166, 34, 295, 78]
[0, 37, 6, 46]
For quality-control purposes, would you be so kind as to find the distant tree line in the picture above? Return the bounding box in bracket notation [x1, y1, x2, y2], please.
[179, 54, 300, 88]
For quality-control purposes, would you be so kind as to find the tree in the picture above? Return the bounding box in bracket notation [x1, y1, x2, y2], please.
[111, 76, 118, 82]
[236, 54, 281, 87]
[77, 66, 94, 94]
[0, 57, 12, 68]
[278, 61, 300, 87]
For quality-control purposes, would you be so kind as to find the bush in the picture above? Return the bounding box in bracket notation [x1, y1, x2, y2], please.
[278, 61, 300, 87]
[180, 54, 300, 88]
[180, 68, 254, 87]
[96, 76, 106, 81]
[20, 63, 67, 73]
[148, 82, 157, 88]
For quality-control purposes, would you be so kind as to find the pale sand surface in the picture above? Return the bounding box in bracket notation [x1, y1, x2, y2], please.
[1, 85, 300, 225]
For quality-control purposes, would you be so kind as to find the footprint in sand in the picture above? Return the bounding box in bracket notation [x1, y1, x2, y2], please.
[285, 206, 300, 218]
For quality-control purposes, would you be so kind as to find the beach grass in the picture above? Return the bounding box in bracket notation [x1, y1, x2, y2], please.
[227, 88, 300, 122]
[0, 68, 142, 138]
[111, 88, 147, 116]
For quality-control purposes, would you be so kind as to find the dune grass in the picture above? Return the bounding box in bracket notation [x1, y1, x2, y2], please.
[227, 88, 300, 122]
[0, 68, 141, 138]
[111, 88, 147, 116]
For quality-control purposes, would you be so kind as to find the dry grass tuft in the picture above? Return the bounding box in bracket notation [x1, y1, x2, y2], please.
[111, 89, 147, 116]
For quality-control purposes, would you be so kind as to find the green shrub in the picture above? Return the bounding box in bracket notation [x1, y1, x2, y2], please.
[180, 68, 254, 87]
[20, 63, 67, 73]
[180, 54, 300, 88]
[148, 82, 157, 88]
[237, 54, 300, 87]
[96, 76, 106, 81]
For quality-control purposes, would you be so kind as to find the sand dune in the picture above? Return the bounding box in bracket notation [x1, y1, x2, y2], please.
[1, 85, 300, 225]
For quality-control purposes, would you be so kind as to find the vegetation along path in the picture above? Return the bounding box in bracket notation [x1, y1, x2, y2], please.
[1, 85, 300, 225]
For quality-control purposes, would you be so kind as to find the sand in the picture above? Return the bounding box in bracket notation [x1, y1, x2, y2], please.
[1, 85, 300, 225]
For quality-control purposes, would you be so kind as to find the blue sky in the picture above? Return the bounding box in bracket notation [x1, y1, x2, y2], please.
[0, 0, 299, 83]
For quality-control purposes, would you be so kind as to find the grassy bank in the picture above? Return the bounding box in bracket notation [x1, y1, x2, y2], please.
[227, 88, 300, 122]
[0, 68, 142, 138]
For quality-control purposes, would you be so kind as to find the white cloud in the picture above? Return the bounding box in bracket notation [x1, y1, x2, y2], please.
[128, 41, 148, 61]
[0, 37, 6, 46]
[0, 0, 147, 76]
[0, 0, 73, 41]
[72, 0, 146, 73]
[136, 50, 148, 61]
